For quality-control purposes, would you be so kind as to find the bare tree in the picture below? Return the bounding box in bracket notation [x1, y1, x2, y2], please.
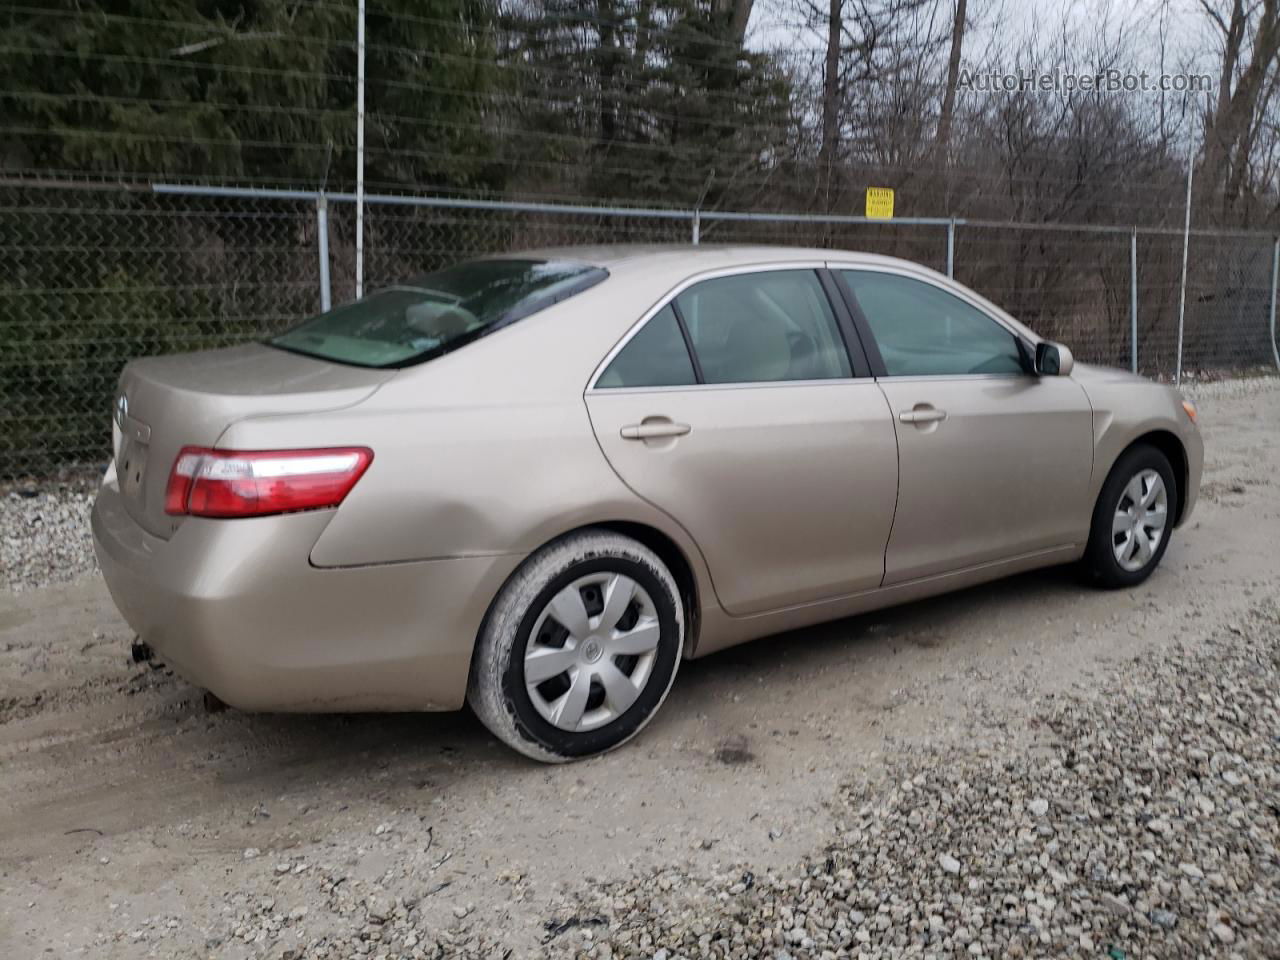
[795, 0, 943, 171]
[1197, 0, 1280, 217]
[818, 0, 841, 193]
[715, 0, 755, 46]
[933, 0, 967, 152]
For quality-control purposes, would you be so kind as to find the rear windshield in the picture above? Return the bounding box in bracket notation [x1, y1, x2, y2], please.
[270, 258, 608, 368]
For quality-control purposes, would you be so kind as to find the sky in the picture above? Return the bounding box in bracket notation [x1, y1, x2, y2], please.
[748, 0, 1218, 80]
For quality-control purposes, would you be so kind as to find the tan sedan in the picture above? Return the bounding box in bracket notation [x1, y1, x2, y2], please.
[92, 246, 1203, 761]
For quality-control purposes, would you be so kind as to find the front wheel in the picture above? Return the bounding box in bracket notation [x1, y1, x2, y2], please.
[467, 530, 684, 762]
[1082, 444, 1177, 588]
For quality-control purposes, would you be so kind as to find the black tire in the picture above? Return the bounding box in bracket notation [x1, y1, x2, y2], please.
[467, 530, 684, 762]
[1082, 443, 1178, 588]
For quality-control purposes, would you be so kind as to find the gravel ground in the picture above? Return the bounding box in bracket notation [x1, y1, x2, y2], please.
[51, 605, 1274, 960]
[1181, 374, 1280, 403]
[530, 605, 1280, 960]
[0, 479, 98, 592]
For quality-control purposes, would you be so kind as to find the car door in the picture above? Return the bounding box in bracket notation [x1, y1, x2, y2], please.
[833, 267, 1095, 585]
[584, 266, 899, 616]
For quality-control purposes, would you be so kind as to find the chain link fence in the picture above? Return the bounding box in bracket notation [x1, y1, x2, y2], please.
[2, 181, 1278, 480]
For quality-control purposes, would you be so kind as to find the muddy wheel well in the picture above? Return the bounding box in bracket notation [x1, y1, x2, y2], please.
[475, 521, 704, 682]
[592, 521, 701, 655]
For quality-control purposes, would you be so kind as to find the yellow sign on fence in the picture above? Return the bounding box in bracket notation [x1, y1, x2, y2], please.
[865, 187, 895, 220]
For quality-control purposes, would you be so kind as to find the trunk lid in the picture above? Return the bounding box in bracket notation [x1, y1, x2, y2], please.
[112, 344, 393, 539]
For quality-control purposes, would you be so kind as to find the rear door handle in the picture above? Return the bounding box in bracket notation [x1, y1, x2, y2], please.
[899, 407, 947, 424]
[620, 421, 691, 440]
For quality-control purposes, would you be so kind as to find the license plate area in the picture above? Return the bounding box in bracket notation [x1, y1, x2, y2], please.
[118, 434, 150, 499]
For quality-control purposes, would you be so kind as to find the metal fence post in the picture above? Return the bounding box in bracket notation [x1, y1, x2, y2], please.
[1174, 152, 1194, 384]
[946, 218, 955, 278]
[316, 193, 332, 313]
[1270, 237, 1280, 372]
[1130, 228, 1138, 373]
[691, 210, 700, 245]
[354, 0, 366, 299]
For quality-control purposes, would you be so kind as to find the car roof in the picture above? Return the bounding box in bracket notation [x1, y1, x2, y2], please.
[499, 243, 937, 276]
[494, 243, 1039, 344]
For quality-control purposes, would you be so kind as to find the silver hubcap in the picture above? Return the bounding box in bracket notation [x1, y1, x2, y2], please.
[524, 573, 661, 733]
[1112, 469, 1168, 572]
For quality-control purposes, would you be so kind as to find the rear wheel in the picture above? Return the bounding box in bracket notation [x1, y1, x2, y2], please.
[1083, 444, 1177, 588]
[467, 530, 684, 762]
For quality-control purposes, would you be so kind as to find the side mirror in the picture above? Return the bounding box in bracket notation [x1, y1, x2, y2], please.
[1035, 341, 1074, 377]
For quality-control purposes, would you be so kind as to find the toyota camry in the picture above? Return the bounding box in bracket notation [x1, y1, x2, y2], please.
[92, 245, 1203, 762]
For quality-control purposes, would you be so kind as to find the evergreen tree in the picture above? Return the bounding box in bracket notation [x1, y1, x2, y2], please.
[0, 0, 503, 192]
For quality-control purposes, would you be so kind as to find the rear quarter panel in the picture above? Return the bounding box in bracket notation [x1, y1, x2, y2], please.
[213, 269, 717, 601]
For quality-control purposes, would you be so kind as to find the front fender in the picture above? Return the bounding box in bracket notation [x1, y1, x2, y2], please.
[1074, 368, 1203, 525]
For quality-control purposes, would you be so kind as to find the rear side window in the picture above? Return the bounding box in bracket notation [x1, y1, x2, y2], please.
[675, 271, 851, 384]
[597, 306, 697, 388]
[271, 259, 607, 368]
[840, 270, 1024, 377]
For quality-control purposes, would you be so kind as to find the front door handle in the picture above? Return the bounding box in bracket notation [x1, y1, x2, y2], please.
[899, 407, 948, 424]
[620, 421, 692, 440]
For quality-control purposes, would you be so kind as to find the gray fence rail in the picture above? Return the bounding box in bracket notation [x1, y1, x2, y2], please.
[2, 180, 1279, 480]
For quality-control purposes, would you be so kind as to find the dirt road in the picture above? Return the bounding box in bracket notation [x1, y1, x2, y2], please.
[1, 379, 1277, 958]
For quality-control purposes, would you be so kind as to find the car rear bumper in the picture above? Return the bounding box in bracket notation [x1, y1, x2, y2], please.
[91, 481, 523, 712]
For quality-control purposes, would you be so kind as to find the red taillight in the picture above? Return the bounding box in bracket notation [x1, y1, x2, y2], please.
[164, 446, 373, 518]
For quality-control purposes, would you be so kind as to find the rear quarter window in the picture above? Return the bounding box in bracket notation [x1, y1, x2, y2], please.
[596, 305, 697, 388]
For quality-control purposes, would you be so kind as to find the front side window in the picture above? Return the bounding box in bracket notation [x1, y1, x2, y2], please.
[675, 271, 852, 384]
[597, 305, 697, 388]
[840, 271, 1025, 377]
[271, 259, 607, 368]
